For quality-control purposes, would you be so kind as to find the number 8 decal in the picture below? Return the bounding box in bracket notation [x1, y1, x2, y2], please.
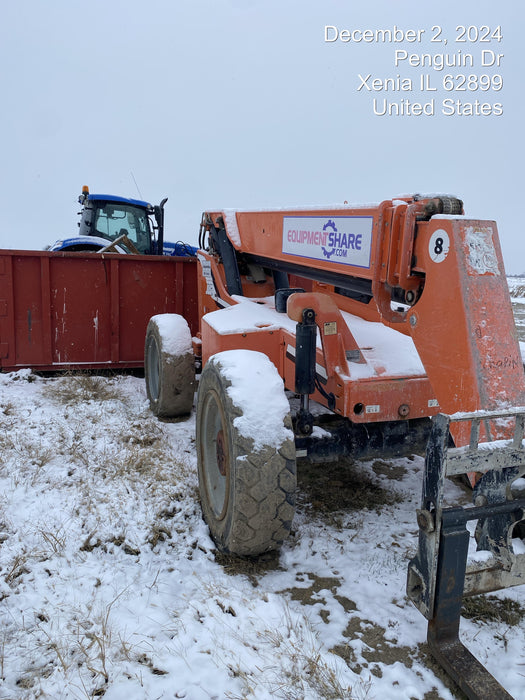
[429, 229, 450, 263]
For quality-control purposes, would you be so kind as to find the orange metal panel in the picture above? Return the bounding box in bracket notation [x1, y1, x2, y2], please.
[409, 218, 525, 445]
[209, 206, 380, 280]
[199, 199, 523, 443]
[201, 318, 284, 370]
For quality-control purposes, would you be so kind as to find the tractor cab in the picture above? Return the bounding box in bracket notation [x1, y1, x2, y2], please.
[48, 186, 198, 257]
[77, 187, 165, 255]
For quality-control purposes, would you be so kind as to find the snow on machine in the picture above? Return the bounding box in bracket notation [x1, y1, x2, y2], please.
[145, 195, 525, 700]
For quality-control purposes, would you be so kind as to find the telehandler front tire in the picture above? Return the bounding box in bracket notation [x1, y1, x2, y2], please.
[145, 314, 195, 418]
[196, 350, 296, 556]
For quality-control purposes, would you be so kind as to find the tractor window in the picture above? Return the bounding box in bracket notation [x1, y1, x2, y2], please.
[94, 203, 152, 254]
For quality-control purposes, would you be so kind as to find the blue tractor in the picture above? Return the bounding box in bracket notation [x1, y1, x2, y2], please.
[49, 186, 197, 257]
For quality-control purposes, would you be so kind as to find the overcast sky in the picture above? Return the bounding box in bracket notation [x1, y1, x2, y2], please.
[1, 0, 523, 272]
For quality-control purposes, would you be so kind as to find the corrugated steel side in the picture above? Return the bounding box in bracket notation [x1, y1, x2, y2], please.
[0, 250, 198, 371]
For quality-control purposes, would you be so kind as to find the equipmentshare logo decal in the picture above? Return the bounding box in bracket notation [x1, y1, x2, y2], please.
[282, 216, 373, 268]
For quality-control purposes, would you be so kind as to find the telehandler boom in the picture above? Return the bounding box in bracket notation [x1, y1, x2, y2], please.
[145, 194, 525, 699]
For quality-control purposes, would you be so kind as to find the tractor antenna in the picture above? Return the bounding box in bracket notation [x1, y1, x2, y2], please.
[130, 171, 143, 199]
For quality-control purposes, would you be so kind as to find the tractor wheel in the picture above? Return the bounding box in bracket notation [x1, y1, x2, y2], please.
[196, 350, 296, 556]
[145, 314, 195, 418]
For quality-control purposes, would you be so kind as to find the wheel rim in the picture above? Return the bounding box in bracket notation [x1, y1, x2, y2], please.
[201, 389, 229, 519]
[146, 336, 160, 401]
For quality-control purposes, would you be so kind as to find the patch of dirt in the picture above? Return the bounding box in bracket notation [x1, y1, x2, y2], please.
[297, 457, 403, 521]
[279, 573, 346, 607]
[371, 459, 408, 481]
[332, 616, 414, 677]
[420, 690, 457, 700]
[278, 573, 359, 630]
[213, 549, 283, 584]
[280, 578, 450, 691]
[332, 617, 468, 699]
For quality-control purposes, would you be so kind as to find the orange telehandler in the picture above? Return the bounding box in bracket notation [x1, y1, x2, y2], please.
[144, 194, 525, 700]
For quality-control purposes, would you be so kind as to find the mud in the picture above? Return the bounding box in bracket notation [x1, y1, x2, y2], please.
[297, 457, 403, 521]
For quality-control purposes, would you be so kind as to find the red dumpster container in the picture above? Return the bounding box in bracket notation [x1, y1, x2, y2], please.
[0, 250, 198, 372]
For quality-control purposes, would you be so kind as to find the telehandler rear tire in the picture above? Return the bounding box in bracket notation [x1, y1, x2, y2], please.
[145, 314, 195, 418]
[196, 350, 296, 556]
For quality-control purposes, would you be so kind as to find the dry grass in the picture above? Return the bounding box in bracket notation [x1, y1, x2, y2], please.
[224, 605, 366, 700]
[0, 405, 18, 458]
[509, 283, 525, 298]
[38, 525, 68, 554]
[1, 401, 16, 416]
[0, 372, 202, 698]
[462, 594, 525, 626]
[120, 420, 164, 447]
[3, 552, 31, 587]
[26, 591, 133, 698]
[88, 440, 190, 497]
[17, 441, 55, 469]
[44, 373, 121, 405]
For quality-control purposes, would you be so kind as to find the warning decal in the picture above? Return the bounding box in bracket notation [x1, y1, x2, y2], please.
[282, 216, 373, 268]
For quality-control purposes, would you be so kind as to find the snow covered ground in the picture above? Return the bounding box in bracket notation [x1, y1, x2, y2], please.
[1, 291, 525, 699]
[509, 278, 525, 347]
